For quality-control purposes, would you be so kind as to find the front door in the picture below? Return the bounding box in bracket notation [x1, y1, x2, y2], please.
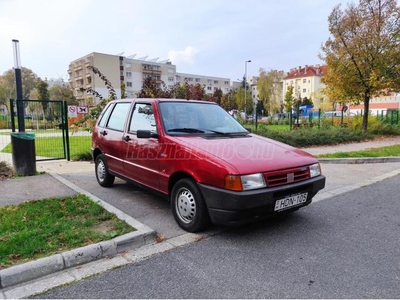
[122, 102, 160, 190]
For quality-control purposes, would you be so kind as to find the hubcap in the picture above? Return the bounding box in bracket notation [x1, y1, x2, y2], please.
[176, 188, 196, 224]
[97, 160, 106, 182]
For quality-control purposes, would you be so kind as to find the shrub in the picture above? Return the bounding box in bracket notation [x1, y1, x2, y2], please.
[256, 127, 375, 148]
[0, 161, 14, 180]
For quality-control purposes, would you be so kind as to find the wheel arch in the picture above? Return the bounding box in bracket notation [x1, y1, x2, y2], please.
[168, 171, 197, 199]
[92, 148, 103, 161]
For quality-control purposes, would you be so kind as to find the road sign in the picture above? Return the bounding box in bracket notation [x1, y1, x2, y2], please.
[68, 106, 77, 117]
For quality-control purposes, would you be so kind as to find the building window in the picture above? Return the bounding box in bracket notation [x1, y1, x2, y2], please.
[127, 82, 132, 87]
[176, 75, 181, 80]
[224, 81, 229, 85]
[207, 79, 212, 83]
[168, 77, 174, 82]
[214, 80, 218, 84]
[188, 77, 193, 82]
[303, 88, 306, 93]
[303, 79, 307, 83]
[207, 86, 212, 91]
[126, 71, 132, 78]
[195, 78, 201, 82]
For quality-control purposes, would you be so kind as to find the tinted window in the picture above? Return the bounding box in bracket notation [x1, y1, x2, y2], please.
[98, 103, 114, 128]
[106, 102, 131, 131]
[129, 103, 157, 133]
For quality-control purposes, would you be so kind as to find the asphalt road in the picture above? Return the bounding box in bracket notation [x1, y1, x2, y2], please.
[37, 175, 400, 299]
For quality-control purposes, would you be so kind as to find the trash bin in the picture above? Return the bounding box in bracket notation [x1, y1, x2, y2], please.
[11, 132, 36, 176]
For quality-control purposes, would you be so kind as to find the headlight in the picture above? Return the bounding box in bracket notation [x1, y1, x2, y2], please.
[241, 174, 267, 190]
[309, 163, 321, 178]
[224, 173, 267, 191]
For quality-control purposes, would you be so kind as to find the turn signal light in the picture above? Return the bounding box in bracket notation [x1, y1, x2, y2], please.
[224, 175, 243, 191]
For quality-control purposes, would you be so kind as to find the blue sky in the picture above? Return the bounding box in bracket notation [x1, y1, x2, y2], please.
[0, 0, 349, 81]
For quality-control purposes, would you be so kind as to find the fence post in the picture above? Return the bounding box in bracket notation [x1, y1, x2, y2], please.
[318, 109, 321, 129]
[10, 99, 16, 132]
[63, 101, 71, 161]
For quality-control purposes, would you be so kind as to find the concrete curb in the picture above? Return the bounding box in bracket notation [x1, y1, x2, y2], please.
[0, 173, 157, 290]
[318, 156, 400, 164]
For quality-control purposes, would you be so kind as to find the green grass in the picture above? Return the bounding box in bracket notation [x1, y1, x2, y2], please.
[1, 136, 92, 160]
[0, 194, 135, 269]
[317, 144, 400, 158]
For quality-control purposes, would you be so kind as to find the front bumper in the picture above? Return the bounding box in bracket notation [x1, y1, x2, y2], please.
[198, 175, 326, 226]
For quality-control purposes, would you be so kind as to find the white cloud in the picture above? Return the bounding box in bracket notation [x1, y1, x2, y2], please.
[168, 46, 199, 65]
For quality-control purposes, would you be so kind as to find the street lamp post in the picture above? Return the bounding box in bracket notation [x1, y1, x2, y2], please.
[12, 39, 25, 132]
[244, 60, 251, 118]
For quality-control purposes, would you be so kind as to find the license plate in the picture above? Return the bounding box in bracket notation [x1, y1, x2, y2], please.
[274, 192, 308, 212]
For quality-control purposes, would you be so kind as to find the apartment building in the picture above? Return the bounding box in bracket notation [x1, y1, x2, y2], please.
[68, 52, 233, 105]
[349, 93, 400, 115]
[175, 72, 231, 95]
[283, 65, 326, 109]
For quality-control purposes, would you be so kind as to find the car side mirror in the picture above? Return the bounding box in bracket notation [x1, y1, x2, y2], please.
[245, 127, 252, 133]
[137, 130, 158, 139]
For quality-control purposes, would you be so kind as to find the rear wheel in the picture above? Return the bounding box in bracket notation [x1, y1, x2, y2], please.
[95, 154, 115, 187]
[171, 178, 210, 232]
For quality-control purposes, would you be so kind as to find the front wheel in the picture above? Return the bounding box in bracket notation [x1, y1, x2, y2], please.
[171, 178, 211, 232]
[95, 154, 115, 187]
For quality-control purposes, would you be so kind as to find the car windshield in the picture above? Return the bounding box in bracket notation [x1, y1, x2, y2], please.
[159, 101, 248, 135]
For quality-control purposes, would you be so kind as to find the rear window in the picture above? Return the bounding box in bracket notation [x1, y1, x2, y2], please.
[97, 103, 114, 128]
[106, 102, 131, 131]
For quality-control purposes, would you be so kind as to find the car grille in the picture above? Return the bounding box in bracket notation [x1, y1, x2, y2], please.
[264, 166, 310, 187]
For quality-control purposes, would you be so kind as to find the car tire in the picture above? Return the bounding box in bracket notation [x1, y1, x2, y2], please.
[95, 154, 115, 187]
[171, 178, 211, 232]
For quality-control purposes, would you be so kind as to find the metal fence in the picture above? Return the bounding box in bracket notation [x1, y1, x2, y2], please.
[1, 100, 93, 164]
[10, 99, 71, 161]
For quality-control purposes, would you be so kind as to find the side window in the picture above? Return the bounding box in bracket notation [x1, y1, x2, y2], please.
[129, 103, 157, 133]
[106, 102, 131, 131]
[97, 103, 114, 128]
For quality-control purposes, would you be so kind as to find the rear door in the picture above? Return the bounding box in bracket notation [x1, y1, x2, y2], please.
[97, 101, 132, 175]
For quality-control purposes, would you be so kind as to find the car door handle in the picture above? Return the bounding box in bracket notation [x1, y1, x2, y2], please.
[100, 130, 107, 136]
[122, 135, 131, 141]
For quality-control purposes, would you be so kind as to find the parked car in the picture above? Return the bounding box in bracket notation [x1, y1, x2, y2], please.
[92, 99, 326, 232]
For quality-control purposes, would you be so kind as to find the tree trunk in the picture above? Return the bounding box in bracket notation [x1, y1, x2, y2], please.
[362, 95, 370, 133]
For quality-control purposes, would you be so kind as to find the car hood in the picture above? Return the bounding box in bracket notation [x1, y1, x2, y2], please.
[173, 134, 318, 174]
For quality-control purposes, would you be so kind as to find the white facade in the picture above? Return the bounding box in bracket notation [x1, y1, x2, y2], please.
[282, 65, 326, 108]
[68, 52, 234, 104]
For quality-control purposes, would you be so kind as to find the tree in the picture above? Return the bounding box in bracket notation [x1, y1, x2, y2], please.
[256, 68, 283, 116]
[0, 67, 39, 103]
[49, 84, 77, 105]
[36, 80, 50, 116]
[120, 82, 127, 99]
[211, 87, 223, 104]
[300, 97, 314, 107]
[320, 0, 400, 132]
[284, 85, 295, 113]
[137, 77, 173, 98]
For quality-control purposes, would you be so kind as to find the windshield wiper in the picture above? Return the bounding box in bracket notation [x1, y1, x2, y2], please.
[168, 128, 205, 133]
[203, 129, 249, 136]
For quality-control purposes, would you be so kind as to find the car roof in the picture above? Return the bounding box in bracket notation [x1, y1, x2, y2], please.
[110, 98, 217, 105]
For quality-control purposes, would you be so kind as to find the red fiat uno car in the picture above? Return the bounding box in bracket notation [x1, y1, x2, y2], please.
[92, 99, 325, 232]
